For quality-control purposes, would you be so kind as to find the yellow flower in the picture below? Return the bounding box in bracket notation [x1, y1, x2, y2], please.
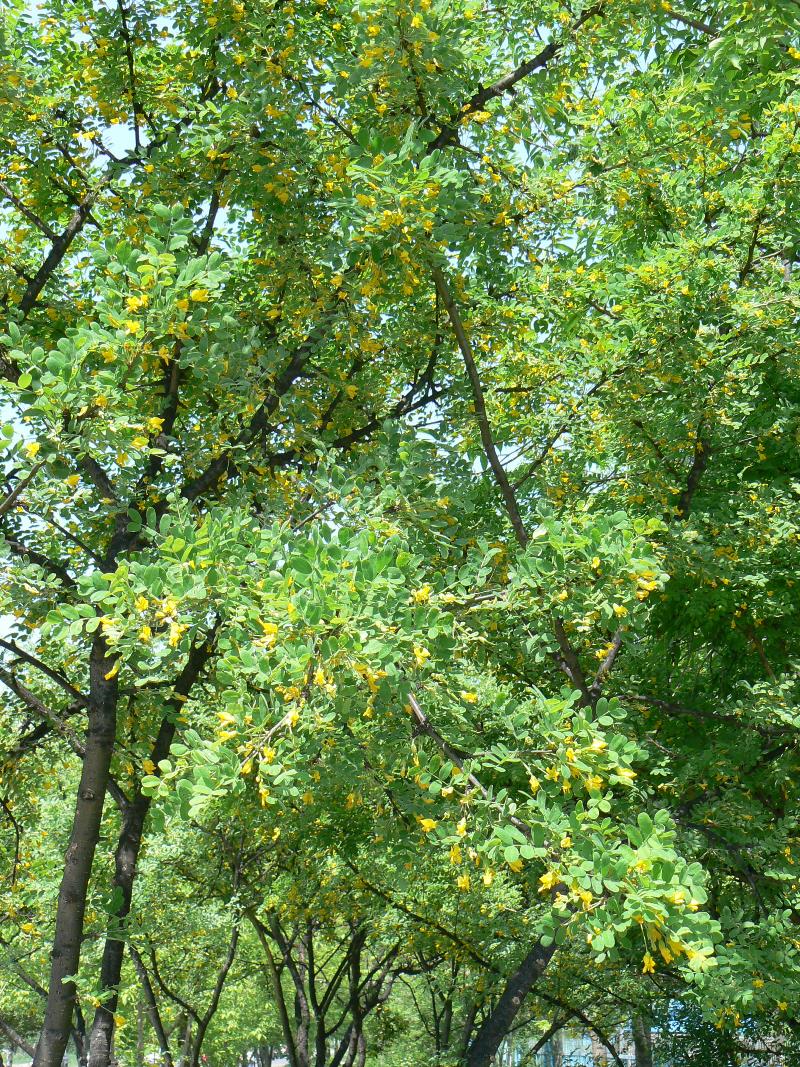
[24, 441, 40, 459]
[142, 759, 156, 774]
[413, 645, 431, 667]
[176, 298, 189, 311]
[104, 661, 119, 680]
[65, 474, 80, 489]
[417, 817, 438, 833]
[560, 835, 572, 848]
[168, 622, 187, 648]
[131, 436, 149, 449]
[138, 625, 152, 642]
[642, 953, 656, 974]
[482, 869, 495, 887]
[411, 584, 432, 603]
[539, 870, 559, 892]
[508, 858, 523, 873]
[461, 691, 478, 703]
[449, 844, 462, 865]
[590, 737, 607, 752]
[753, 978, 764, 989]
[190, 288, 209, 302]
[456, 817, 467, 837]
[124, 320, 141, 334]
[528, 775, 541, 794]
[457, 873, 470, 890]
[135, 595, 149, 612]
[258, 620, 279, 646]
[147, 416, 165, 432]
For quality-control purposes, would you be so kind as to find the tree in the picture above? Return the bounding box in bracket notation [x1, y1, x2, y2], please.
[2, 0, 800, 1065]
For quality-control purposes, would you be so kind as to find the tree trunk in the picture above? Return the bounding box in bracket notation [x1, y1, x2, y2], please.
[177, 1018, 192, 1067]
[250, 917, 300, 1067]
[353, 1033, 366, 1067]
[73, 1005, 88, 1067]
[135, 998, 145, 1067]
[631, 1014, 653, 1067]
[129, 945, 174, 1067]
[453, 1000, 478, 1064]
[440, 999, 453, 1055]
[87, 797, 148, 1067]
[33, 640, 118, 1067]
[463, 940, 555, 1067]
[293, 991, 310, 1067]
[188, 925, 240, 1067]
[87, 632, 216, 1067]
[552, 1030, 563, 1067]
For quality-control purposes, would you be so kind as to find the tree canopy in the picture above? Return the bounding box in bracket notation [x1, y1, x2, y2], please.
[1, 0, 800, 1065]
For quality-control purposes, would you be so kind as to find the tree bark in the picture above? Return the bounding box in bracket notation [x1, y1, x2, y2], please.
[33, 639, 118, 1067]
[135, 998, 145, 1067]
[453, 1000, 478, 1063]
[87, 631, 217, 1067]
[128, 945, 174, 1067]
[249, 916, 300, 1067]
[463, 940, 555, 1067]
[177, 1018, 192, 1067]
[0, 1020, 34, 1058]
[87, 795, 147, 1067]
[632, 1013, 653, 1067]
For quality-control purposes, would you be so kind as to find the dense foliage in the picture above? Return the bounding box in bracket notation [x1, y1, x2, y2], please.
[1, 0, 799, 1065]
